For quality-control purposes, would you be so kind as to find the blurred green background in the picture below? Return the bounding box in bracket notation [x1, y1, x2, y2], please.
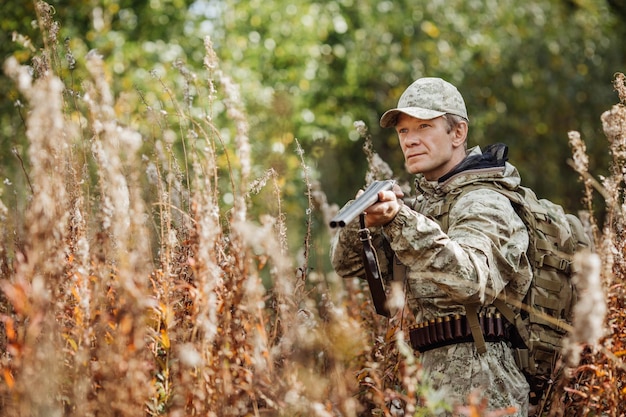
[2, 0, 625, 271]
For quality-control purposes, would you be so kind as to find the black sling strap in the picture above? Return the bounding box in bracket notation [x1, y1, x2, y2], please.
[358, 213, 390, 317]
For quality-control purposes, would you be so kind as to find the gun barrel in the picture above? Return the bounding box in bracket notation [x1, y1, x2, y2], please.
[329, 180, 395, 228]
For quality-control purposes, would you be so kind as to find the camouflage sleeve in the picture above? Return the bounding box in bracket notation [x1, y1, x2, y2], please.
[383, 189, 530, 305]
[329, 211, 394, 281]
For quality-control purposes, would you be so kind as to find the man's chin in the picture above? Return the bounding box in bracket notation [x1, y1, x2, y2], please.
[405, 163, 424, 175]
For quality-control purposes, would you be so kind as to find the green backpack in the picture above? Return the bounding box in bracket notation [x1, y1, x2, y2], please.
[431, 182, 592, 403]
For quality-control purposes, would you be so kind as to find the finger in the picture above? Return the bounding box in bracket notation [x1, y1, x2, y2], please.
[392, 184, 405, 198]
[378, 190, 397, 202]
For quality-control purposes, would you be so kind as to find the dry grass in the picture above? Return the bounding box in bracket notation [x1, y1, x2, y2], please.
[553, 73, 626, 417]
[0, 3, 624, 416]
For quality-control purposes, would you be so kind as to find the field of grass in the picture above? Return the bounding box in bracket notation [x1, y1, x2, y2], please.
[0, 3, 625, 416]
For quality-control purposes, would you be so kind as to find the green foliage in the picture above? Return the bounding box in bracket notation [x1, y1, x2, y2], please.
[2, 0, 626, 266]
[210, 0, 625, 213]
[1, 3, 626, 416]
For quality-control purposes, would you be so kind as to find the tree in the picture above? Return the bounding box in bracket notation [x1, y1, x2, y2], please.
[210, 0, 624, 212]
[2, 0, 625, 266]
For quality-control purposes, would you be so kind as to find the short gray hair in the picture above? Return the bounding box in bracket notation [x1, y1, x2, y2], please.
[442, 113, 469, 133]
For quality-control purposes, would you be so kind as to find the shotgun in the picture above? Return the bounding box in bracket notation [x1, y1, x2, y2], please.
[330, 179, 396, 317]
[329, 180, 396, 228]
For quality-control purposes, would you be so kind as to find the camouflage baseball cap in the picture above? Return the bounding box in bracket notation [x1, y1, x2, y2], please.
[380, 77, 468, 128]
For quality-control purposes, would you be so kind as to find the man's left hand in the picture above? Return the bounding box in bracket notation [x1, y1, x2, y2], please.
[363, 185, 404, 227]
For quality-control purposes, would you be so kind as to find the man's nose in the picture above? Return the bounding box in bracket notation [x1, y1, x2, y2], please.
[403, 132, 420, 146]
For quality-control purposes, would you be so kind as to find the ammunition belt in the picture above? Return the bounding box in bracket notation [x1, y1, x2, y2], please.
[409, 313, 507, 353]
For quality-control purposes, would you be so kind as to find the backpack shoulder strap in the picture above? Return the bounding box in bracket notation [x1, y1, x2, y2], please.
[464, 303, 487, 354]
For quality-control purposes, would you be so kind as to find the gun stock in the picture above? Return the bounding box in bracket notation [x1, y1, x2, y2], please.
[329, 180, 395, 228]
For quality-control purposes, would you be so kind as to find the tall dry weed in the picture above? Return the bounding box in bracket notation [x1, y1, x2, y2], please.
[554, 73, 626, 417]
[0, 3, 376, 416]
[2, 3, 626, 417]
[1, 55, 71, 417]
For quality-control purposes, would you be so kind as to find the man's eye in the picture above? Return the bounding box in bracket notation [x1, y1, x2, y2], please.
[419, 124, 430, 129]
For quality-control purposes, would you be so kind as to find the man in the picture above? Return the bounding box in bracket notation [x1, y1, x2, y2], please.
[330, 77, 532, 415]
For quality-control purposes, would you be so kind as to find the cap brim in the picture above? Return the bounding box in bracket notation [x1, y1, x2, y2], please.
[379, 108, 446, 128]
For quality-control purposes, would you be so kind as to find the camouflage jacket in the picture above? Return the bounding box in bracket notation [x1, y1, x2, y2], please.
[330, 145, 532, 414]
[331, 145, 532, 320]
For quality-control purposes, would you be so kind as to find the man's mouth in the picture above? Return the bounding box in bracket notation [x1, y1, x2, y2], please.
[407, 153, 426, 160]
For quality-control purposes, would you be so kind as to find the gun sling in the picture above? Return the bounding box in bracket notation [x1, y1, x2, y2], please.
[358, 213, 390, 317]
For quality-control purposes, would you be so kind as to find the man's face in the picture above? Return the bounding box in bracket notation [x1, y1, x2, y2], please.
[395, 113, 465, 181]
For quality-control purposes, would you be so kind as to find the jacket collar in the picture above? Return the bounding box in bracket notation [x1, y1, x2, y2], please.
[415, 143, 521, 197]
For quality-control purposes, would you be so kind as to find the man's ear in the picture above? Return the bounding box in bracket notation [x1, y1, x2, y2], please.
[451, 121, 468, 148]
